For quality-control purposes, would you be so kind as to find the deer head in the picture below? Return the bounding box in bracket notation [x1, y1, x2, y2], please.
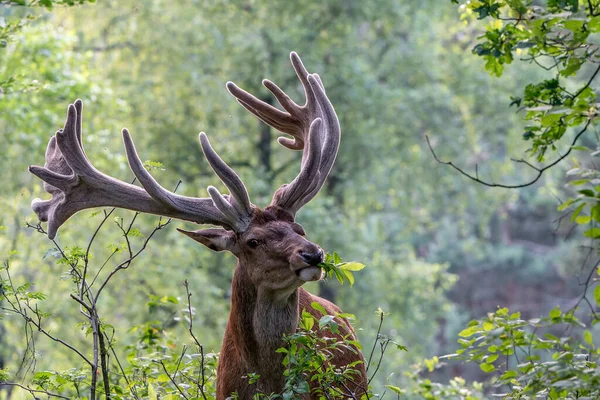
[29, 52, 339, 296]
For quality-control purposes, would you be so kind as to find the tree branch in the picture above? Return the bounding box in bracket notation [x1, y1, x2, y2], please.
[0, 382, 71, 399]
[426, 119, 591, 189]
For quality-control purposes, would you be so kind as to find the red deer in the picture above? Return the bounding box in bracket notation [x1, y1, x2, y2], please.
[29, 52, 367, 398]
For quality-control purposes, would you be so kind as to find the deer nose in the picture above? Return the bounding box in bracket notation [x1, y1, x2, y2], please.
[299, 249, 323, 266]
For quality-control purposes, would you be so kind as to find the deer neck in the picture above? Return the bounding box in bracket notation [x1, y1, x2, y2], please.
[228, 261, 299, 389]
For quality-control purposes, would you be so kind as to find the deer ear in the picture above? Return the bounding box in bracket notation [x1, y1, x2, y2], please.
[177, 228, 238, 253]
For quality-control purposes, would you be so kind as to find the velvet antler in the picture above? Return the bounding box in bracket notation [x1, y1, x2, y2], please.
[226, 52, 340, 216]
[29, 100, 253, 239]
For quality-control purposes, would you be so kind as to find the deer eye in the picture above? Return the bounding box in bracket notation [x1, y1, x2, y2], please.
[246, 239, 260, 249]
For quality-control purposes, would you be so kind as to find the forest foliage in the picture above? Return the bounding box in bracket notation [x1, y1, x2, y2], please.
[2, 0, 600, 398]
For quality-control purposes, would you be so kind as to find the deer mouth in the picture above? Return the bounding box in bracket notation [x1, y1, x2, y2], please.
[295, 266, 323, 282]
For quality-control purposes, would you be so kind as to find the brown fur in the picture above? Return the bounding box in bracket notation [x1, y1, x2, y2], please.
[185, 208, 367, 399]
[217, 270, 367, 399]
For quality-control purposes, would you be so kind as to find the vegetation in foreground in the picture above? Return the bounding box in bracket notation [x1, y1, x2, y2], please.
[3, 0, 600, 398]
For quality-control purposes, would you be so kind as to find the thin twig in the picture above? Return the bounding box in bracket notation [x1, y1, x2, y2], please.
[159, 360, 189, 400]
[83, 207, 115, 297]
[366, 312, 384, 372]
[184, 280, 208, 400]
[104, 330, 140, 399]
[0, 382, 71, 399]
[426, 119, 591, 189]
[3, 265, 93, 367]
[368, 340, 389, 386]
[98, 329, 112, 399]
[94, 218, 171, 303]
[573, 63, 600, 99]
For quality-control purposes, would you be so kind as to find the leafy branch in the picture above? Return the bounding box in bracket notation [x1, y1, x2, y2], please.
[319, 252, 365, 286]
[439, 0, 600, 188]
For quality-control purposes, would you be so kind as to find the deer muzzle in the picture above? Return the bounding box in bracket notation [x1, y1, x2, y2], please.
[295, 248, 324, 281]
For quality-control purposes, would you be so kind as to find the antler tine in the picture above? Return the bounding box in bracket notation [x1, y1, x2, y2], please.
[207, 186, 248, 231]
[30, 100, 253, 239]
[57, 104, 96, 177]
[122, 129, 250, 228]
[273, 118, 323, 209]
[199, 133, 252, 219]
[305, 73, 340, 189]
[122, 128, 182, 209]
[227, 52, 340, 216]
[232, 98, 303, 149]
[281, 74, 340, 212]
[74, 99, 84, 148]
[226, 52, 319, 152]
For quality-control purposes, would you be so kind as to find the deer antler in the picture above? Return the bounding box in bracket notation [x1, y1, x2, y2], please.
[29, 100, 253, 239]
[226, 52, 340, 216]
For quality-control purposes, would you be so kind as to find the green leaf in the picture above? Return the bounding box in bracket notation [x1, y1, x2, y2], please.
[127, 228, 144, 238]
[89, 210, 102, 218]
[148, 383, 157, 400]
[318, 314, 336, 330]
[590, 16, 600, 32]
[549, 306, 562, 319]
[487, 354, 499, 363]
[301, 310, 315, 331]
[594, 285, 600, 306]
[160, 296, 178, 304]
[563, 19, 584, 33]
[584, 329, 594, 346]
[458, 325, 479, 338]
[310, 302, 327, 316]
[570, 145, 590, 151]
[333, 252, 341, 264]
[385, 385, 403, 394]
[332, 267, 345, 284]
[424, 356, 439, 372]
[584, 227, 600, 238]
[591, 204, 600, 222]
[143, 160, 165, 171]
[570, 179, 590, 186]
[541, 113, 563, 127]
[496, 307, 509, 316]
[341, 269, 355, 286]
[485, 55, 504, 77]
[578, 189, 595, 197]
[558, 198, 575, 211]
[32, 371, 52, 380]
[560, 58, 583, 77]
[338, 262, 365, 271]
[42, 247, 61, 260]
[500, 370, 518, 380]
[480, 363, 495, 372]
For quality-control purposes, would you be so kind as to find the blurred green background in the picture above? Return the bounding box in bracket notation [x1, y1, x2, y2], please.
[0, 0, 591, 393]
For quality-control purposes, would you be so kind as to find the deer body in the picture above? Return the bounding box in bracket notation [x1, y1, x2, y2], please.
[30, 53, 367, 398]
[219, 284, 364, 398]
